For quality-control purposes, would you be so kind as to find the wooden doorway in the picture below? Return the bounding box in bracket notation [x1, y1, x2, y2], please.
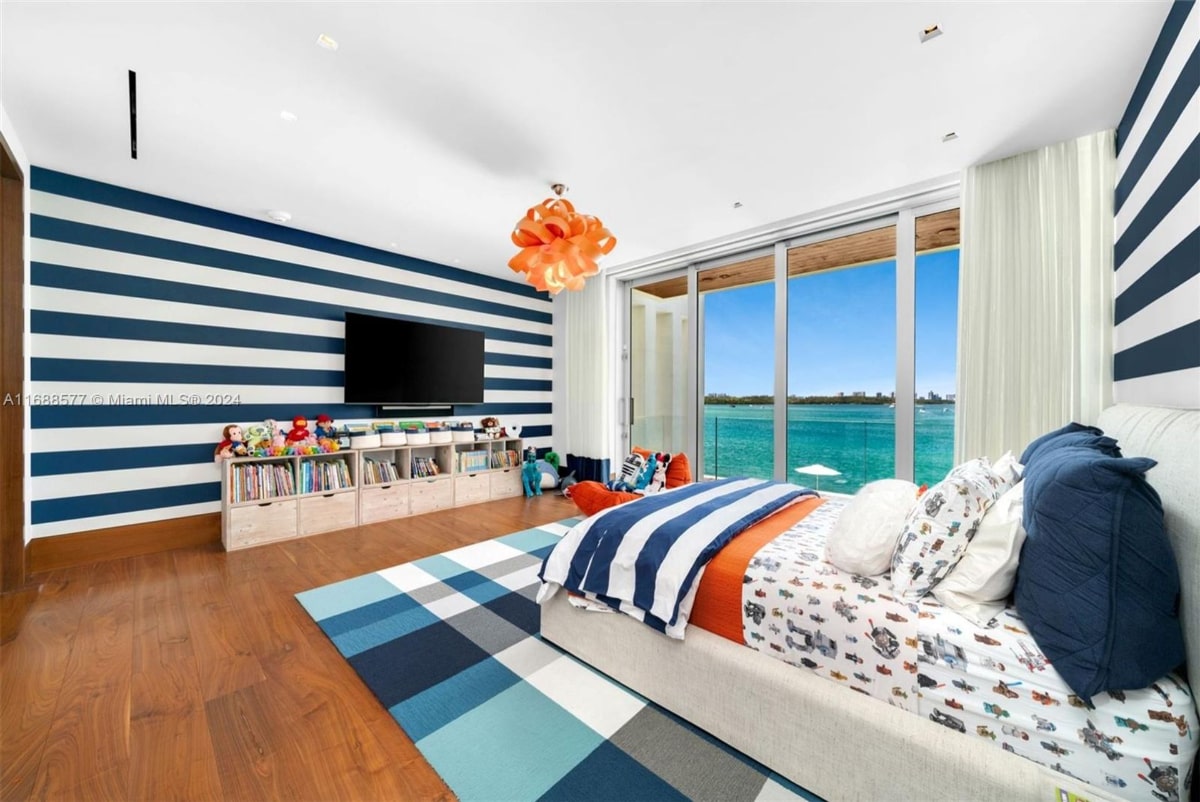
[1, 130, 26, 594]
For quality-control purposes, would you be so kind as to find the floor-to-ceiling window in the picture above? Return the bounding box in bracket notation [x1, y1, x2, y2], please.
[914, 209, 961, 487]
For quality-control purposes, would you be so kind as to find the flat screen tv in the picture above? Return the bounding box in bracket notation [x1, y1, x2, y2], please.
[343, 312, 485, 405]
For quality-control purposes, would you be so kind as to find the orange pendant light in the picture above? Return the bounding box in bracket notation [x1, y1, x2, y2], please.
[507, 183, 616, 295]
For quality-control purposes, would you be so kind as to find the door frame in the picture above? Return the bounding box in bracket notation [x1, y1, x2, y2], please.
[1, 129, 26, 592]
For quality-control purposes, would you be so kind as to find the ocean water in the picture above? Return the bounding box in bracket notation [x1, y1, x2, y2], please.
[703, 404, 955, 493]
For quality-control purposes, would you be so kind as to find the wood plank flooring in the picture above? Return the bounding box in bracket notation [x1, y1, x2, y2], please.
[1, 494, 578, 801]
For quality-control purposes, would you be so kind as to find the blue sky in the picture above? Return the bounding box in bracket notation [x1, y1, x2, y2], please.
[703, 249, 959, 397]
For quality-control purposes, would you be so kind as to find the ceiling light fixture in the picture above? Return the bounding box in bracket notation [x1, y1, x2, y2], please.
[316, 33, 339, 51]
[919, 24, 943, 43]
[942, 132, 959, 142]
[266, 209, 292, 223]
[507, 183, 616, 295]
[732, 201, 743, 209]
[280, 110, 298, 122]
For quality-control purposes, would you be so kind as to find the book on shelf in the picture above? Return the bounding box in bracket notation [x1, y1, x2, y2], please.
[411, 455, 441, 478]
[455, 449, 491, 473]
[363, 457, 400, 485]
[300, 458, 354, 493]
[229, 462, 296, 503]
[490, 449, 519, 469]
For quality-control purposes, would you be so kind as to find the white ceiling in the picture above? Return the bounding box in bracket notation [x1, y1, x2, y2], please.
[1, 1, 1170, 282]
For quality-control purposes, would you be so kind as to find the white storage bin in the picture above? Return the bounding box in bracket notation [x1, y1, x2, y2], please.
[349, 433, 381, 449]
[406, 431, 431, 445]
[451, 430, 475, 443]
[380, 431, 407, 446]
[429, 430, 452, 444]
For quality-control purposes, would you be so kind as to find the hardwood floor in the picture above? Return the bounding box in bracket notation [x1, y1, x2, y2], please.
[0, 494, 578, 802]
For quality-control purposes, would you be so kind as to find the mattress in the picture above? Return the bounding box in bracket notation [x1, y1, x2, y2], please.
[690, 497, 1198, 800]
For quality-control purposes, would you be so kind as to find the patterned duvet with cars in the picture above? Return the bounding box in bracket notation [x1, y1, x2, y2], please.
[738, 499, 1197, 802]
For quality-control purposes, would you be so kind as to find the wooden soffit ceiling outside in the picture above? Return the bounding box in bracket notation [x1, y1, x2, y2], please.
[635, 208, 960, 299]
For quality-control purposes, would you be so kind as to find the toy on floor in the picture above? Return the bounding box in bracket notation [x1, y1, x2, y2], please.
[522, 447, 542, 497]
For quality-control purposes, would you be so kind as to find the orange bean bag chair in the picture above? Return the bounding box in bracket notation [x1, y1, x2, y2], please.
[566, 452, 693, 517]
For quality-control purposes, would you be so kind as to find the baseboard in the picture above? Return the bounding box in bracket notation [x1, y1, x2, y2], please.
[26, 513, 221, 574]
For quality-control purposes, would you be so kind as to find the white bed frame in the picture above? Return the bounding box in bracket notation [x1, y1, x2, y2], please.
[542, 404, 1200, 801]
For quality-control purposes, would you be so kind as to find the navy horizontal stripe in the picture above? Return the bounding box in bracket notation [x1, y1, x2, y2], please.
[31, 166, 548, 302]
[484, 377, 552, 392]
[1115, 228, 1200, 324]
[1114, 135, 1199, 268]
[31, 482, 221, 525]
[1114, 320, 1200, 381]
[32, 262, 553, 347]
[520, 425, 552, 439]
[485, 352, 553, 369]
[32, 358, 342, 387]
[31, 402, 552, 428]
[32, 310, 344, 353]
[32, 443, 214, 476]
[1117, 0, 1194, 153]
[33, 215, 552, 325]
[1116, 43, 1200, 214]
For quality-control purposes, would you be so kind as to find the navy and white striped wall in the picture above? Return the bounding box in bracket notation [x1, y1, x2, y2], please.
[1113, 0, 1199, 407]
[28, 168, 553, 539]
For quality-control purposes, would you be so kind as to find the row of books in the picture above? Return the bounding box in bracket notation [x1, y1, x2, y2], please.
[456, 449, 491, 473]
[491, 450, 521, 469]
[300, 459, 353, 493]
[412, 456, 442, 478]
[362, 458, 401, 485]
[229, 463, 296, 502]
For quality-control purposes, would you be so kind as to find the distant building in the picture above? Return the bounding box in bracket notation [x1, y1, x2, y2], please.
[836, 391, 844, 398]
[927, 391, 943, 402]
[946, 393, 956, 402]
[875, 392, 883, 398]
[852, 391, 866, 398]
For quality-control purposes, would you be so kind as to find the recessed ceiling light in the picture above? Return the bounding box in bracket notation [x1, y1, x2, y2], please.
[453, 259, 462, 264]
[732, 201, 743, 209]
[920, 24, 943, 43]
[389, 241, 399, 248]
[316, 33, 339, 51]
[942, 132, 959, 142]
[266, 210, 292, 223]
[280, 110, 298, 123]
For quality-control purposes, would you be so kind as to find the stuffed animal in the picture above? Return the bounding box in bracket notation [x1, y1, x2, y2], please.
[244, 422, 273, 454]
[214, 424, 248, 461]
[607, 452, 646, 492]
[480, 416, 501, 439]
[286, 415, 312, 444]
[638, 452, 671, 495]
[313, 414, 337, 440]
[521, 447, 542, 497]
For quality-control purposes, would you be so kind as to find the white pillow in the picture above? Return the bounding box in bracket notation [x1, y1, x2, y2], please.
[932, 481, 1026, 626]
[825, 479, 919, 576]
[991, 450, 1024, 486]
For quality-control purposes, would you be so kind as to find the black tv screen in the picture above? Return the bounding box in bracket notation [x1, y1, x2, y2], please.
[343, 312, 485, 405]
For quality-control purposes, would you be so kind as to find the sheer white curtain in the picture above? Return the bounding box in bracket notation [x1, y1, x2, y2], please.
[557, 276, 612, 457]
[956, 130, 1115, 463]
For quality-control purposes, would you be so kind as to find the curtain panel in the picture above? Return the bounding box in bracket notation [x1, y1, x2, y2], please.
[559, 276, 613, 458]
[956, 130, 1115, 463]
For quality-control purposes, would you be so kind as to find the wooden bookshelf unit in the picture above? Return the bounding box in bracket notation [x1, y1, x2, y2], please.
[220, 438, 524, 550]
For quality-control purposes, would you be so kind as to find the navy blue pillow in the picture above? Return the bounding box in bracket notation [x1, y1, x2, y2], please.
[1015, 445, 1184, 703]
[1019, 422, 1121, 467]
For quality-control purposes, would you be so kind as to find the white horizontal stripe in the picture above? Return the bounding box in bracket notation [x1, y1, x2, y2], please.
[30, 501, 220, 540]
[31, 285, 551, 360]
[1114, 367, 1200, 408]
[30, 415, 554, 453]
[31, 284, 347, 338]
[1115, 274, 1200, 352]
[31, 333, 551, 381]
[32, 190, 549, 313]
[25, 381, 550, 406]
[33, 333, 338, 371]
[33, 463, 219, 500]
[31, 238, 552, 337]
[1117, 88, 1200, 232]
[1117, 3, 1200, 170]
[1116, 182, 1200, 291]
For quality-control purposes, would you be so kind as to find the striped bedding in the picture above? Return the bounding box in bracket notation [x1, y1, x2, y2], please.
[537, 478, 813, 638]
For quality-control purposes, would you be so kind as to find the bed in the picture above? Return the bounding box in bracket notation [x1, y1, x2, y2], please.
[540, 404, 1200, 801]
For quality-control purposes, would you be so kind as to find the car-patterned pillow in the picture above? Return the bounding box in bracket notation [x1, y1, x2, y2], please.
[890, 458, 1014, 599]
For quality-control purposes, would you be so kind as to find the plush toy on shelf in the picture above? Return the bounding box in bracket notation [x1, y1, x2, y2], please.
[314, 414, 337, 440]
[286, 415, 313, 444]
[480, 416, 501, 440]
[214, 424, 248, 461]
[521, 447, 542, 497]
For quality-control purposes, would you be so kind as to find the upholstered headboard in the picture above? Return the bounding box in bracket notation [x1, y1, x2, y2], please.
[1097, 404, 1200, 690]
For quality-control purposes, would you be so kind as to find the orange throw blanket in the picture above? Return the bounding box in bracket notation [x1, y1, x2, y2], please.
[688, 496, 825, 643]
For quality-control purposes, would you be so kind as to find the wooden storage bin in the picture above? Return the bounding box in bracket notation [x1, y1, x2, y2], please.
[225, 499, 298, 550]
[490, 468, 524, 499]
[299, 492, 357, 536]
[455, 472, 491, 506]
[360, 483, 410, 524]
[410, 477, 453, 515]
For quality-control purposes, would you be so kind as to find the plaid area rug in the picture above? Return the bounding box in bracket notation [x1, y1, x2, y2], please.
[296, 518, 821, 802]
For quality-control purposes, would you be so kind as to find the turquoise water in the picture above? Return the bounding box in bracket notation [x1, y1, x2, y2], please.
[704, 404, 955, 493]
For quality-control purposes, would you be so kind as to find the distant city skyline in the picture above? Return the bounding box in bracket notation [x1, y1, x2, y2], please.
[703, 250, 960, 398]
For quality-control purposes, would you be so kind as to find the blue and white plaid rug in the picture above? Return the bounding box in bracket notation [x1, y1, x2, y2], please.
[296, 518, 821, 802]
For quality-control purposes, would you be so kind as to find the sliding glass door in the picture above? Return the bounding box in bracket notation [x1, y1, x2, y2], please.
[627, 278, 690, 456]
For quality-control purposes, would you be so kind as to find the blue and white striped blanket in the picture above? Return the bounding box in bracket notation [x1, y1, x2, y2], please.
[537, 478, 813, 638]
